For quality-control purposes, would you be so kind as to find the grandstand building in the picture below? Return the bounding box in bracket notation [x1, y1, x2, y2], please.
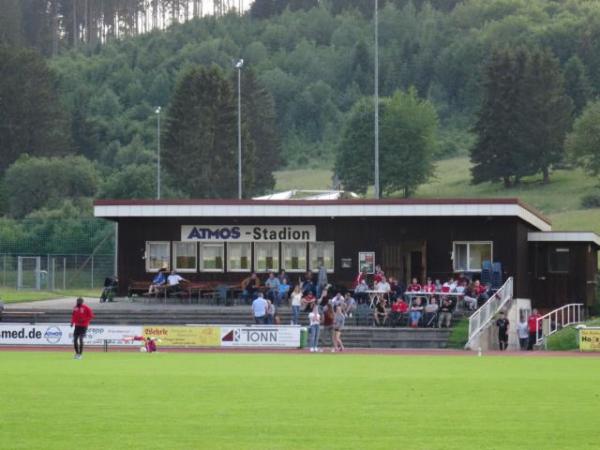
[94, 198, 598, 310]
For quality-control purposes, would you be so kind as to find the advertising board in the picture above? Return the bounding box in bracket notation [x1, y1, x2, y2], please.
[579, 328, 600, 352]
[181, 225, 316, 242]
[220, 326, 301, 348]
[0, 323, 142, 346]
[143, 325, 221, 347]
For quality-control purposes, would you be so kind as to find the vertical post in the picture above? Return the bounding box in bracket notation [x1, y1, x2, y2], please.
[52, 258, 56, 291]
[91, 255, 94, 289]
[156, 106, 161, 200]
[374, 0, 380, 199]
[237, 65, 242, 199]
[114, 222, 119, 277]
[63, 257, 67, 291]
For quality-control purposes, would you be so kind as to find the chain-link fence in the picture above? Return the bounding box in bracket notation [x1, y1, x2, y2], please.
[0, 253, 115, 290]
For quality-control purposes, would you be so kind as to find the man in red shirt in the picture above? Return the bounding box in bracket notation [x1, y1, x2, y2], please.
[527, 308, 542, 351]
[390, 297, 409, 326]
[71, 297, 95, 359]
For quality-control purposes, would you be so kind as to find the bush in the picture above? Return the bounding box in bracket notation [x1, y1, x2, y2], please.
[546, 318, 600, 351]
[581, 192, 600, 209]
[447, 318, 469, 349]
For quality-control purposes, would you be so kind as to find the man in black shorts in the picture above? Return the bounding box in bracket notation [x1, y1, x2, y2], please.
[495, 311, 509, 351]
[71, 298, 95, 359]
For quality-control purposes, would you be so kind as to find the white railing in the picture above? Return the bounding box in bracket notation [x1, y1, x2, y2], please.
[536, 303, 585, 346]
[465, 277, 513, 349]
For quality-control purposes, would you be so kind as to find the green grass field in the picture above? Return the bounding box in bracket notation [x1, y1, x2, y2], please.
[274, 157, 600, 234]
[2, 351, 599, 449]
[0, 288, 101, 304]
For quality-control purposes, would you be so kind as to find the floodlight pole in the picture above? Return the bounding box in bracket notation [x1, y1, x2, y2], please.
[155, 106, 161, 200]
[374, 0, 380, 199]
[236, 60, 244, 199]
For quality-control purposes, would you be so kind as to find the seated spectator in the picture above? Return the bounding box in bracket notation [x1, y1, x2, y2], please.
[409, 297, 424, 328]
[455, 280, 473, 310]
[166, 270, 189, 295]
[438, 296, 454, 328]
[148, 268, 168, 295]
[407, 277, 422, 292]
[278, 269, 287, 284]
[457, 272, 471, 286]
[373, 265, 384, 284]
[302, 271, 316, 296]
[434, 278, 442, 291]
[373, 298, 388, 327]
[388, 276, 405, 301]
[301, 291, 317, 312]
[265, 299, 275, 325]
[265, 272, 281, 307]
[354, 279, 369, 304]
[441, 276, 457, 293]
[241, 272, 261, 304]
[279, 277, 290, 304]
[375, 276, 391, 293]
[390, 297, 409, 327]
[343, 292, 357, 318]
[424, 298, 439, 327]
[423, 277, 436, 293]
[472, 280, 489, 307]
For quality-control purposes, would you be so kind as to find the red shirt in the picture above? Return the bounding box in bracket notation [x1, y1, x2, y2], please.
[374, 272, 384, 284]
[408, 283, 421, 292]
[475, 285, 487, 296]
[392, 301, 409, 313]
[71, 304, 94, 327]
[528, 314, 541, 333]
[423, 283, 436, 293]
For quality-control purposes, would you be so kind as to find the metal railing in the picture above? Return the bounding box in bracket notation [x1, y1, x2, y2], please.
[465, 277, 513, 349]
[536, 303, 585, 346]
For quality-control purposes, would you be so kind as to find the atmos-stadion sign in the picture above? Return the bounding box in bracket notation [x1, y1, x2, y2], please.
[181, 225, 316, 242]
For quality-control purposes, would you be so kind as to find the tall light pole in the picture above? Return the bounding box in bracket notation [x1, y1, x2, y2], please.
[374, 0, 380, 199]
[235, 59, 244, 199]
[155, 106, 161, 200]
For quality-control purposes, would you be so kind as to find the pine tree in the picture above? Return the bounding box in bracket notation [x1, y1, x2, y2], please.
[163, 65, 254, 198]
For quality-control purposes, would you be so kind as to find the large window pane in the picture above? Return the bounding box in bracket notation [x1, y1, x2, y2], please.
[146, 242, 170, 272]
[469, 243, 492, 271]
[228, 243, 251, 272]
[200, 243, 224, 272]
[309, 242, 334, 272]
[254, 243, 279, 272]
[548, 247, 570, 273]
[283, 243, 307, 272]
[173, 242, 197, 272]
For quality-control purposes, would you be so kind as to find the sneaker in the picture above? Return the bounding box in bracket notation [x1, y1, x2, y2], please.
[73, 354, 78, 359]
[78, 354, 83, 360]
[331, 348, 336, 353]
[310, 347, 315, 352]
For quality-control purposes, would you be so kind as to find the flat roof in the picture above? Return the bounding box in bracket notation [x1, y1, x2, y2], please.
[528, 232, 600, 247]
[94, 198, 552, 231]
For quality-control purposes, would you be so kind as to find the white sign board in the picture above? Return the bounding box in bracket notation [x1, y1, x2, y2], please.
[220, 326, 301, 348]
[181, 225, 316, 242]
[0, 323, 143, 346]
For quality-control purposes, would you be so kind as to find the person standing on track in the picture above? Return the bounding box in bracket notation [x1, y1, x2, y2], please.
[70, 297, 94, 359]
[333, 304, 345, 352]
[495, 311, 509, 351]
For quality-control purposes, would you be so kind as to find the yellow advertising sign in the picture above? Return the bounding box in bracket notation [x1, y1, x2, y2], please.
[579, 328, 600, 352]
[143, 326, 221, 347]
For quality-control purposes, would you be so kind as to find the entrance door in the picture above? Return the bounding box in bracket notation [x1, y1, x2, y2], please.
[381, 241, 426, 284]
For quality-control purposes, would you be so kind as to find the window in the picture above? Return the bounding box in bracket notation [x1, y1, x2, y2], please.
[548, 247, 570, 273]
[282, 243, 307, 272]
[309, 242, 334, 272]
[254, 243, 279, 272]
[452, 242, 492, 272]
[227, 243, 251, 272]
[173, 242, 197, 272]
[145, 242, 170, 272]
[200, 243, 224, 272]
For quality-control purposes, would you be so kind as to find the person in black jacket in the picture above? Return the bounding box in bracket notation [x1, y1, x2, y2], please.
[496, 312, 510, 350]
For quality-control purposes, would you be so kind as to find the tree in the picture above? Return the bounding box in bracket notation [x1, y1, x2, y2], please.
[335, 89, 438, 197]
[566, 100, 600, 177]
[563, 55, 592, 116]
[163, 65, 254, 198]
[0, 45, 70, 175]
[4, 155, 98, 218]
[99, 164, 157, 199]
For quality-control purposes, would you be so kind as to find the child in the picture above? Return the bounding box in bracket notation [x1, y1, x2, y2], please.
[145, 337, 157, 353]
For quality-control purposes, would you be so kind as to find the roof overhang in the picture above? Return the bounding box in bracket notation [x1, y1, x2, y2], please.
[94, 198, 552, 231]
[528, 232, 600, 247]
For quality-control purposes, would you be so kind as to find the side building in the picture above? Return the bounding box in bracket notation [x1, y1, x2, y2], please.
[94, 198, 598, 311]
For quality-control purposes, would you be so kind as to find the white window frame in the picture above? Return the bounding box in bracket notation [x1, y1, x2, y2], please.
[254, 242, 279, 273]
[172, 242, 197, 273]
[282, 242, 308, 273]
[452, 241, 493, 272]
[199, 243, 224, 273]
[145, 241, 171, 272]
[309, 242, 335, 273]
[226, 242, 252, 273]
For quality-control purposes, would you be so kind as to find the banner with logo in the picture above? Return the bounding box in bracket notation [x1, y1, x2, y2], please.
[579, 328, 600, 352]
[220, 326, 301, 348]
[181, 225, 316, 242]
[143, 325, 221, 347]
[0, 324, 142, 346]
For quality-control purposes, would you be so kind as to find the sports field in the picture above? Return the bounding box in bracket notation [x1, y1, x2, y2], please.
[1, 351, 599, 450]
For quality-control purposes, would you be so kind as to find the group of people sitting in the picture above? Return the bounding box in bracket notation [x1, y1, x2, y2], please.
[147, 268, 189, 296]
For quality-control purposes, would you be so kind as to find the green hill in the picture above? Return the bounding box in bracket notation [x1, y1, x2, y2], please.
[275, 157, 600, 234]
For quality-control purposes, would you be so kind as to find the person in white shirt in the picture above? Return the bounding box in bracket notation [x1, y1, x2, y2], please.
[517, 316, 529, 350]
[290, 285, 302, 325]
[375, 277, 391, 293]
[252, 293, 268, 324]
[308, 304, 321, 352]
[166, 270, 188, 295]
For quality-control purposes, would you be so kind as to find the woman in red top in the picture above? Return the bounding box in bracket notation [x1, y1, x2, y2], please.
[407, 278, 422, 292]
[70, 297, 95, 359]
[423, 277, 436, 293]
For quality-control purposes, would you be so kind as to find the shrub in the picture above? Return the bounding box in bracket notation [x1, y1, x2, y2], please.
[581, 192, 600, 209]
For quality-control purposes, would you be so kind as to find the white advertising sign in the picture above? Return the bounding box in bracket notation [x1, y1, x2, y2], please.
[181, 225, 316, 242]
[220, 326, 301, 348]
[0, 323, 143, 346]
